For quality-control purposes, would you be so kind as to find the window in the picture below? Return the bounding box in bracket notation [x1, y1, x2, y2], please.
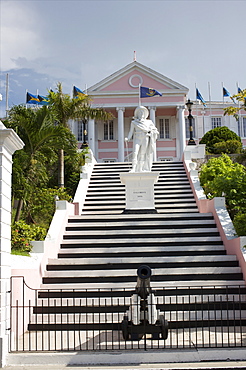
[211, 117, 221, 129]
[77, 121, 83, 141]
[104, 121, 114, 140]
[158, 157, 173, 162]
[185, 117, 196, 138]
[159, 118, 170, 139]
[242, 117, 246, 137]
[103, 159, 116, 163]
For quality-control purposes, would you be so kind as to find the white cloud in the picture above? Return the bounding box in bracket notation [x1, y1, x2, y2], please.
[1, 1, 45, 70]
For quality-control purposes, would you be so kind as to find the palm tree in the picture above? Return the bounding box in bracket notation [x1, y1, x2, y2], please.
[5, 104, 77, 222]
[48, 82, 113, 187]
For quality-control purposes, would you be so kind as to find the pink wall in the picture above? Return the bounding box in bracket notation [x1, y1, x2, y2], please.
[157, 139, 176, 148]
[98, 141, 118, 149]
[101, 70, 172, 92]
[92, 96, 183, 105]
[98, 152, 118, 160]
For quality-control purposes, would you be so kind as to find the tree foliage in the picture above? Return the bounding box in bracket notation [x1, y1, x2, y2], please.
[199, 126, 242, 154]
[4, 104, 79, 228]
[3, 83, 113, 252]
[199, 154, 246, 235]
[48, 82, 113, 187]
[224, 89, 246, 119]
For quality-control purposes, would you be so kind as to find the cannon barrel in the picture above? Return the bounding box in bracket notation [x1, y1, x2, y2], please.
[136, 265, 151, 299]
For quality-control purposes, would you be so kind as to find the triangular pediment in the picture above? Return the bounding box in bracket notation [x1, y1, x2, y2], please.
[87, 61, 188, 95]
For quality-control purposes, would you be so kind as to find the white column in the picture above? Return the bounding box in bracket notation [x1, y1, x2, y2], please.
[0, 122, 24, 366]
[177, 106, 186, 160]
[117, 107, 125, 162]
[148, 106, 156, 125]
[88, 118, 95, 155]
[148, 106, 157, 161]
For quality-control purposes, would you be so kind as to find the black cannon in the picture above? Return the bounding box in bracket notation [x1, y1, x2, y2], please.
[121, 265, 168, 341]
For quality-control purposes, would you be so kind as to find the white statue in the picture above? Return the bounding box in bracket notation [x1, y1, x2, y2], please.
[125, 106, 159, 172]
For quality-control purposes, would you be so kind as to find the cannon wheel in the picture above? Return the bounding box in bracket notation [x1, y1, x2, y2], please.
[121, 319, 129, 340]
[159, 315, 168, 340]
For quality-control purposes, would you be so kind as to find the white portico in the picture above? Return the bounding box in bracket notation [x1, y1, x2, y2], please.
[77, 61, 189, 162]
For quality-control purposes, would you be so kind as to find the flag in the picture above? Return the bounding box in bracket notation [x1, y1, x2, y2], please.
[196, 88, 207, 107]
[26, 92, 40, 104]
[73, 86, 86, 98]
[223, 87, 236, 104]
[223, 87, 231, 97]
[237, 87, 246, 103]
[38, 95, 50, 105]
[140, 86, 162, 98]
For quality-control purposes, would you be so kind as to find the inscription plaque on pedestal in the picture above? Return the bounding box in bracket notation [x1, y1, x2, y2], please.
[120, 172, 159, 213]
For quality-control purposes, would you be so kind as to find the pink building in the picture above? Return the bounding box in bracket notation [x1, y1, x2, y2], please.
[71, 61, 246, 161]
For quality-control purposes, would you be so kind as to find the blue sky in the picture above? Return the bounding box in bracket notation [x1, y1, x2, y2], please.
[1, 0, 246, 117]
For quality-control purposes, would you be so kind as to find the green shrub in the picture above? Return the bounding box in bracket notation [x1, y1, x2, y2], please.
[199, 126, 242, 154]
[23, 187, 71, 228]
[11, 221, 47, 253]
[199, 154, 246, 220]
[235, 148, 246, 166]
[213, 140, 242, 154]
[233, 213, 246, 236]
[199, 154, 234, 187]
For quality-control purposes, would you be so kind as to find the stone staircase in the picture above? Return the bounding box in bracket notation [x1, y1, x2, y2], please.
[25, 161, 246, 349]
[82, 162, 198, 214]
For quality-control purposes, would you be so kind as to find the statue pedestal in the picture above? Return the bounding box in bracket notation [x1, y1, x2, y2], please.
[120, 172, 160, 213]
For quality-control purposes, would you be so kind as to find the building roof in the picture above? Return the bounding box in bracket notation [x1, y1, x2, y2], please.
[87, 61, 189, 108]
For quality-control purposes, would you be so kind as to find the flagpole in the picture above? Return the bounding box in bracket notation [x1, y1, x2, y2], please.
[208, 82, 212, 129]
[195, 83, 198, 137]
[5, 73, 9, 118]
[138, 83, 141, 107]
[237, 82, 242, 137]
[222, 82, 225, 125]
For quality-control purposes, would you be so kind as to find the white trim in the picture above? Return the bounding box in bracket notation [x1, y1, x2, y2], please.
[128, 74, 143, 88]
[157, 147, 176, 151]
[91, 102, 185, 109]
[98, 148, 119, 152]
[87, 61, 189, 93]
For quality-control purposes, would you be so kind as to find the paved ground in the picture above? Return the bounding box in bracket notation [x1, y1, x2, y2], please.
[3, 362, 246, 369]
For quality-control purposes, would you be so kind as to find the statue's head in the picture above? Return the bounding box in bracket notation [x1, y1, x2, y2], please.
[134, 106, 149, 120]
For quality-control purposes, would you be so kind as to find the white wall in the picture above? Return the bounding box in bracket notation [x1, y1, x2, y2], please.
[0, 122, 24, 366]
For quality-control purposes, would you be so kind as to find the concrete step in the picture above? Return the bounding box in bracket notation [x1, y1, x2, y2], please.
[86, 189, 194, 196]
[29, 310, 246, 325]
[61, 236, 222, 244]
[84, 194, 196, 201]
[57, 247, 226, 260]
[63, 228, 219, 238]
[68, 213, 214, 221]
[44, 266, 242, 278]
[33, 293, 246, 307]
[47, 255, 237, 266]
[66, 219, 216, 228]
[40, 280, 246, 290]
[83, 197, 197, 205]
[88, 176, 189, 184]
[82, 203, 198, 210]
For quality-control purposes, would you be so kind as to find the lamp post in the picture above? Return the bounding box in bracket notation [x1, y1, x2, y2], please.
[186, 99, 196, 145]
[82, 119, 88, 149]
